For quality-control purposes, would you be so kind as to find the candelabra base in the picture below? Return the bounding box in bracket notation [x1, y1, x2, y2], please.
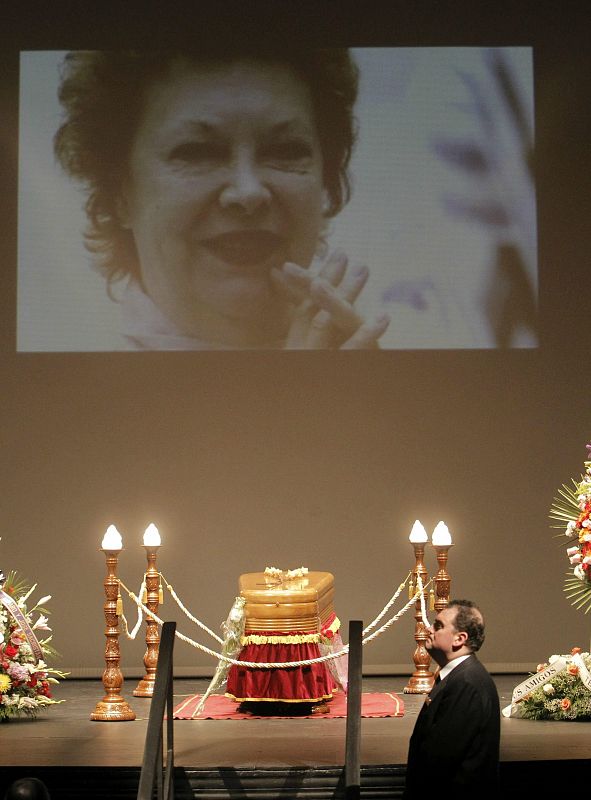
[90, 697, 136, 721]
[403, 674, 434, 694]
[133, 677, 155, 697]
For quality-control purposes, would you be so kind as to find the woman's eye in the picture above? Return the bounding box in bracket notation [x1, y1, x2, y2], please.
[263, 140, 314, 165]
[169, 142, 226, 163]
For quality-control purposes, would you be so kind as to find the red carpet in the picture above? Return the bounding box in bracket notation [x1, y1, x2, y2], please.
[173, 691, 404, 720]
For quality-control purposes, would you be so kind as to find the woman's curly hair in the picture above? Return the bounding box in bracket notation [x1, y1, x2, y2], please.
[54, 46, 359, 285]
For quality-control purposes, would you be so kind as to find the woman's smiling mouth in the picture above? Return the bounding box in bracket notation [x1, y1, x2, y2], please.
[202, 230, 286, 268]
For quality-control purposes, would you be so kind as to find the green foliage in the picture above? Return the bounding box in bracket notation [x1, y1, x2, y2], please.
[520, 653, 591, 721]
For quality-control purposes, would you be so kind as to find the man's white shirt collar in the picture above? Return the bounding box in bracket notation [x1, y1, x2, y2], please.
[438, 653, 471, 681]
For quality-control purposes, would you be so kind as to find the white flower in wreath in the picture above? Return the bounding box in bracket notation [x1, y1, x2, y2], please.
[549, 654, 560, 664]
[566, 521, 578, 537]
[583, 533, 591, 543]
[18, 696, 38, 709]
[19, 642, 33, 658]
[574, 564, 586, 581]
[33, 614, 51, 631]
[569, 554, 582, 565]
[567, 546, 580, 556]
[543, 684, 555, 695]
[35, 595, 52, 607]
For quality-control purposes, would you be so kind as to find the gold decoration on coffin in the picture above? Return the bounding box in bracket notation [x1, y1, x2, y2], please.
[241, 616, 341, 646]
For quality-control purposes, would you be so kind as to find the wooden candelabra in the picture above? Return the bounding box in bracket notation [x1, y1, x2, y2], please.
[133, 545, 161, 697]
[91, 549, 136, 721]
[403, 541, 434, 694]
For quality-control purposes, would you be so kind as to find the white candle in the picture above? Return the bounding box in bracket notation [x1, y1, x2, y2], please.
[143, 523, 161, 547]
[101, 524, 123, 550]
[432, 521, 452, 545]
[409, 520, 428, 543]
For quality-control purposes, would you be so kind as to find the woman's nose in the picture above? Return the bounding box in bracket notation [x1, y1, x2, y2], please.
[219, 157, 271, 215]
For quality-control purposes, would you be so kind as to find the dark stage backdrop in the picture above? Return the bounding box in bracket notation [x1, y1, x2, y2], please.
[1, 1, 590, 676]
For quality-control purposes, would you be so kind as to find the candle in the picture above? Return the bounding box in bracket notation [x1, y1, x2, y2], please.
[409, 520, 428, 543]
[143, 523, 161, 547]
[101, 524, 123, 551]
[432, 521, 452, 546]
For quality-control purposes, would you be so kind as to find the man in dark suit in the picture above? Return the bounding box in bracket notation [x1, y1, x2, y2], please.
[404, 599, 500, 799]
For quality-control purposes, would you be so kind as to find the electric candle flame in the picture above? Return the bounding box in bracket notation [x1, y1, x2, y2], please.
[409, 520, 428, 543]
[432, 521, 452, 546]
[101, 524, 123, 551]
[143, 523, 161, 547]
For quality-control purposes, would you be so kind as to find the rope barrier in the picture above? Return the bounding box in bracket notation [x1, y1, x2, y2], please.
[156, 568, 417, 643]
[159, 574, 224, 644]
[119, 576, 147, 640]
[117, 575, 431, 670]
[362, 570, 412, 636]
[417, 574, 430, 628]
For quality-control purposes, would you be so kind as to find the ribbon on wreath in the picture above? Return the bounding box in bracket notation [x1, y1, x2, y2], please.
[502, 653, 591, 718]
[0, 589, 44, 663]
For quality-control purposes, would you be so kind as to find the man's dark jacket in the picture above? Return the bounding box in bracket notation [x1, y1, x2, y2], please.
[404, 654, 500, 799]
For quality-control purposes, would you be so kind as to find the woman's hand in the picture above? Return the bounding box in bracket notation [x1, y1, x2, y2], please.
[271, 250, 390, 349]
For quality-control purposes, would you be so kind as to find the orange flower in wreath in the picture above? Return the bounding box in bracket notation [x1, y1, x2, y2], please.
[561, 698, 571, 711]
[568, 664, 579, 676]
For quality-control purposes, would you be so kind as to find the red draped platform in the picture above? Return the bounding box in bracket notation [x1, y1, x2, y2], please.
[226, 639, 336, 702]
[173, 691, 405, 719]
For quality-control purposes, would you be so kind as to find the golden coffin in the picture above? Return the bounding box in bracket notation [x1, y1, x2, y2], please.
[239, 571, 335, 633]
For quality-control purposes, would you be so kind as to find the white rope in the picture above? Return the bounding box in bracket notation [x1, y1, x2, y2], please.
[158, 569, 413, 647]
[118, 577, 423, 669]
[362, 571, 412, 636]
[120, 577, 147, 640]
[159, 573, 223, 644]
[416, 574, 430, 628]
[362, 589, 424, 645]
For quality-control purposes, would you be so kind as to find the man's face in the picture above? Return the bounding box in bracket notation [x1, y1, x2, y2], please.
[426, 606, 465, 665]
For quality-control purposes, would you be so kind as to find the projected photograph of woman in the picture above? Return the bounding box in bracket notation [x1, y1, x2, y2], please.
[17, 46, 537, 351]
[51, 47, 389, 350]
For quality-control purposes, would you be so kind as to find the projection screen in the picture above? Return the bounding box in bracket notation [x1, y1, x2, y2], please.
[18, 47, 536, 352]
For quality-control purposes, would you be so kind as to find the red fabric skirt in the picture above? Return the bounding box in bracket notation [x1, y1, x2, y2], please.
[226, 639, 336, 703]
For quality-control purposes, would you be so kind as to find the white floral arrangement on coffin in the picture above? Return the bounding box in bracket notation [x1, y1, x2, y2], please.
[0, 570, 66, 721]
[264, 566, 309, 580]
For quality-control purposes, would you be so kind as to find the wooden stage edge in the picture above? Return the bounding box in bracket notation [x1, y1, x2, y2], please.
[1, 676, 589, 799]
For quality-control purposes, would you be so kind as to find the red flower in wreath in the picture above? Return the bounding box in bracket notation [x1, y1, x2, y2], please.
[4, 644, 18, 659]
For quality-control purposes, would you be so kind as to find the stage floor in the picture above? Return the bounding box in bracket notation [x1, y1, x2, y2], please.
[3, 675, 590, 769]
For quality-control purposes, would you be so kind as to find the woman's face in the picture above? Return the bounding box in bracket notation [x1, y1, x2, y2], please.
[119, 58, 326, 346]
